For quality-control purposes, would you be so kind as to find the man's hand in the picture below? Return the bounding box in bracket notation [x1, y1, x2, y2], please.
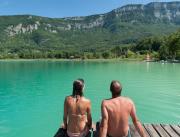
[130, 101, 146, 137]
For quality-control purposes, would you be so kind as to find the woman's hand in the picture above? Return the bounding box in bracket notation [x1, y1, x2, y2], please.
[61, 123, 67, 130]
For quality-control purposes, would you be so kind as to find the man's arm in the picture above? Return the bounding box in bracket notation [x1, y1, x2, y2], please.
[130, 101, 146, 137]
[87, 101, 92, 129]
[63, 97, 68, 129]
[100, 101, 108, 137]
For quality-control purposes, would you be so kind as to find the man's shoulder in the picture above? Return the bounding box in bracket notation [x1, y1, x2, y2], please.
[101, 97, 120, 104]
[123, 96, 132, 101]
[101, 99, 110, 106]
[122, 96, 134, 106]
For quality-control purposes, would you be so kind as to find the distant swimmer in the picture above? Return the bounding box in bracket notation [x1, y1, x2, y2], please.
[62, 79, 92, 137]
[99, 80, 146, 137]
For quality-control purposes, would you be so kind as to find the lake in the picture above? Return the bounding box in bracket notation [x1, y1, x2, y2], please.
[0, 60, 180, 137]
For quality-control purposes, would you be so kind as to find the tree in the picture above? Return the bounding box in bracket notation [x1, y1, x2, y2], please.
[159, 44, 169, 60]
[126, 50, 135, 58]
[111, 46, 122, 57]
[102, 51, 110, 59]
[167, 31, 180, 59]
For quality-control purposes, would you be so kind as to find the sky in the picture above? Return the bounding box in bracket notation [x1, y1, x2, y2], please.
[0, 0, 178, 18]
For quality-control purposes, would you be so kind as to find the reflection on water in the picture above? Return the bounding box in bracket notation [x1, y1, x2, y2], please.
[0, 61, 180, 137]
[146, 62, 149, 72]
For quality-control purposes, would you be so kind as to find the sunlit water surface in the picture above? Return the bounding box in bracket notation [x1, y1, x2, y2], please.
[0, 61, 180, 137]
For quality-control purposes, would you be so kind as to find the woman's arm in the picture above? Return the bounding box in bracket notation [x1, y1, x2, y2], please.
[63, 97, 68, 129]
[87, 101, 92, 129]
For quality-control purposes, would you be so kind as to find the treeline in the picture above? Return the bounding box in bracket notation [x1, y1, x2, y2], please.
[0, 49, 114, 59]
[133, 30, 180, 60]
[138, 30, 180, 60]
[110, 29, 180, 60]
[0, 30, 180, 60]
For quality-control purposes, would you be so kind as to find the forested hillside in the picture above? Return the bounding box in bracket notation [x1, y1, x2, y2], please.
[0, 1, 180, 59]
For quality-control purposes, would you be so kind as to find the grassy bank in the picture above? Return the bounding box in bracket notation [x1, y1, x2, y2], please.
[0, 57, 145, 62]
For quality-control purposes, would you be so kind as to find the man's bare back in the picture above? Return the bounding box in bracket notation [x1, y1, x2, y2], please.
[102, 96, 133, 137]
[100, 80, 146, 137]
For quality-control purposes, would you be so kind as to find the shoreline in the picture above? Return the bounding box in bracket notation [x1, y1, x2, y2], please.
[0, 58, 179, 63]
[0, 58, 144, 62]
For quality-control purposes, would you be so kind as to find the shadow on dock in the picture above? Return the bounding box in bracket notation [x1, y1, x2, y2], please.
[54, 124, 180, 137]
[54, 128, 94, 137]
[130, 124, 180, 137]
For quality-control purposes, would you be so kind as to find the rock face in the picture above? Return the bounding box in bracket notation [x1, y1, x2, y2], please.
[5, 21, 40, 36]
[3, 1, 180, 37]
[112, 2, 180, 24]
[74, 16, 104, 29]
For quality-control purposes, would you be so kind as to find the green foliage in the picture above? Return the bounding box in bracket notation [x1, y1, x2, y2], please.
[166, 31, 180, 59]
[135, 37, 162, 52]
[133, 30, 180, 60]
[159, 45, 169, 60]
[102, 51, 111, 59]
[126, 50, 135, 58]
[0, 10, 180, 59]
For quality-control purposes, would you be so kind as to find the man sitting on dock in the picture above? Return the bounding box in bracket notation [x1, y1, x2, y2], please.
[99, 80, 146, 137]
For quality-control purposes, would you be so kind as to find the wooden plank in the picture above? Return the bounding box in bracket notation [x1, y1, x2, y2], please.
[129, 124, 141, 137]
[144, 124, 160, 137]
[170, 125, 180, 136]
[161, 124, 179, 137]
[142, 125, 150, 137]
[129, 124, 150, 137]
[152, 124, 170, 137]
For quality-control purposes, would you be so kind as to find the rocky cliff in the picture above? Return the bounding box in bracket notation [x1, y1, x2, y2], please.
[0, 1, 180, 52]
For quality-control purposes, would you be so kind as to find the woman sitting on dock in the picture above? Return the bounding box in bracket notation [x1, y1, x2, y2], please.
[63, 79, 92, 137]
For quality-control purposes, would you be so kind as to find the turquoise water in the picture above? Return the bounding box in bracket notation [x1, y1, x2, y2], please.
[0, 61, 180, 137]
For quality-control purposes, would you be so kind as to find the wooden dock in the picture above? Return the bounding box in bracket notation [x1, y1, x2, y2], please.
[54, 124, 180, 137]
[130, 124, 180, 137]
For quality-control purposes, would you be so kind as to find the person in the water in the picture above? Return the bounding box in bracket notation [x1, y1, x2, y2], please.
[63, 79, 92, 137]
[99, 80, 146, 137]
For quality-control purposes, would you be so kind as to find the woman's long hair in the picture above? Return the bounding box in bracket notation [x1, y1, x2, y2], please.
[72, 79, 84, 97]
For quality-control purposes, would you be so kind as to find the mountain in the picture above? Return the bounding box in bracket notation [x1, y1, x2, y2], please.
[0, 1, 180, 58]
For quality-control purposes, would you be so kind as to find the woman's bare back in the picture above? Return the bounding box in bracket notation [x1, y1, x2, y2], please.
[65, 96, 91, 133]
